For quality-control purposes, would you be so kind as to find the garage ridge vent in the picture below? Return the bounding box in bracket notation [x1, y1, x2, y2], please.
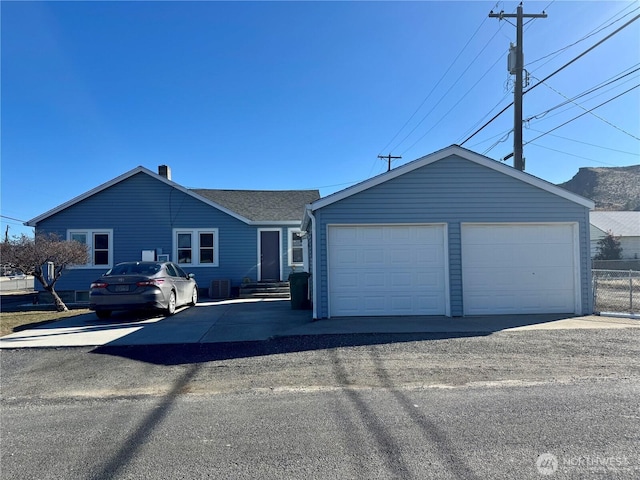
[158, 165, 172, 180]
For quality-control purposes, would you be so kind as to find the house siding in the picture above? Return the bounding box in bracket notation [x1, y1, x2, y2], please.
[313, 155, 592, 318]
[35, 172, 296, 294]
[622, 237, 640, 259]
[590, 225, 606, 258]
[591, 230, 640, 260]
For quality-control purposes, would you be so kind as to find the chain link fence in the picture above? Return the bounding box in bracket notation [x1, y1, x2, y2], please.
[592, 269, 639, 315]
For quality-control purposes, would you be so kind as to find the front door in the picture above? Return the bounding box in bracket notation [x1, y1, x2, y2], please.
[260, 230, 281, 281]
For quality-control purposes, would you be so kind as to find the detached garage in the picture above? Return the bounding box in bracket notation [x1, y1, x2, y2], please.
[303, 145, 594, 319]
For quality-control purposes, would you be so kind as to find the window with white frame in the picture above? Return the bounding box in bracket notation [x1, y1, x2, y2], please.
[68, 229, 113, 268]
[288, 228, 304, 266]
[173, 229, 219, 266]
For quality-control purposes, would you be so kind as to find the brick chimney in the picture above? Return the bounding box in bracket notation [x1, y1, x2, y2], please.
[158, 165, 172, 180]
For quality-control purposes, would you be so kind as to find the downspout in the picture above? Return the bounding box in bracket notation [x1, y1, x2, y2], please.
[305, 206, 318, 320]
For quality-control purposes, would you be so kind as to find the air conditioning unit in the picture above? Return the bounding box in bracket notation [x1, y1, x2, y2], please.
[209, 279, 231, 299]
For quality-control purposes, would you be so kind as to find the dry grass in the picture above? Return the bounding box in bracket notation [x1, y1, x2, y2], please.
[595, 278, 640, 290]
[0, 309, 91, 337]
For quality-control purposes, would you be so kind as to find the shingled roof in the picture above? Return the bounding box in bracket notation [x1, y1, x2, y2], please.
[191, 189, 320, 222]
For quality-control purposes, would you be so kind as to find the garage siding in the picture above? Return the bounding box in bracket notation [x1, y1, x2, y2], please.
[448, 222, 463, 316]
[313, 155, 592, 318]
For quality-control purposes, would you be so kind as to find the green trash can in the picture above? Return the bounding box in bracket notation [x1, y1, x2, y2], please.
[289, 272, 311, 310]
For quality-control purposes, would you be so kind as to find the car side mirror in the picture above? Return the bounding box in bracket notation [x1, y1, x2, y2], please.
[188, 273, 195, 279]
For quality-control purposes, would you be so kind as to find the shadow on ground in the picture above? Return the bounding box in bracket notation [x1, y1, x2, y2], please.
[90, 331, 489, 366]
[1, 310, 169, 345]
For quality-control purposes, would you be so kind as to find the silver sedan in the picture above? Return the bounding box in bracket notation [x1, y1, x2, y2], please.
[89, 261, 198, 319]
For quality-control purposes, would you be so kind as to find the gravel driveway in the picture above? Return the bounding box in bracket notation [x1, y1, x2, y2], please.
[2, 328, 638, 401]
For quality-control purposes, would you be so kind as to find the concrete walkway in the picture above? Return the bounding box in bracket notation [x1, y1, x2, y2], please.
[1, 298, 638, 349]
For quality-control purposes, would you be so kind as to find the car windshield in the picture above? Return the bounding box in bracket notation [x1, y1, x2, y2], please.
[107, 263, 162, 276]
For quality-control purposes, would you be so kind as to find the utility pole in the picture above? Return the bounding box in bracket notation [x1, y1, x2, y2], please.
[489, 3, 547, 171]
[378, 153, 402, 172]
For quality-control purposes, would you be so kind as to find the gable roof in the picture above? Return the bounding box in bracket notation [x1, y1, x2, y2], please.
[590, 211, 640, 237]
[26, 166, 318, 227]
[305, 145, 594, 221]
[191, 189, 320, 222]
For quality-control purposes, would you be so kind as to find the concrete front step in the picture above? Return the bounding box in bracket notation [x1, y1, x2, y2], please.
[239, 281, 290, 299]
[238, 292, 291, 299]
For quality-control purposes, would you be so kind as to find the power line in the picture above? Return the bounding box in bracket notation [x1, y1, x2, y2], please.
[304, 180, 363, 190]
[0, 221, 26, 228]
[527, 142, 630, 168]
[460, 13, 639, 148]
[456, 90, 512, 144]
[524, 1, 555, 33]
[527, 4, 640, 70]
[530, 75, 640, 126]
[476, 91, 640, 155]
[391, 22, 508, 154]
[523, 84, 640, 146]
[528, 73, 640, 141]
[525, 64, 640, 121]
[0, 214, 27, 223]
[376, 9, 497, 156]
[400, 50, 507, 155]
[525, 14, 640, 96]
[482, 129, 513, 155]
[377, 1, 506, 159]
[526, 129, 640, 156]
[460, 101, 513, 145]
[494, 83, 639, 159]
[469, 126, 513, 149]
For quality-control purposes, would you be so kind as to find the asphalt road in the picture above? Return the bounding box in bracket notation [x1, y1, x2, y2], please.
[2, 329, 639, 479]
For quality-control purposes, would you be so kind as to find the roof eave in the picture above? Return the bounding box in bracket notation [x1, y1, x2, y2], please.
[301, 205, 312, 231]
[248, 220, 302, 226]
[26, 166, 256, 227]
[26, 166, 150, 226]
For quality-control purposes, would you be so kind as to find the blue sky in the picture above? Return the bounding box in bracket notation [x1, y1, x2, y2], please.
[2, 1, 639, 239]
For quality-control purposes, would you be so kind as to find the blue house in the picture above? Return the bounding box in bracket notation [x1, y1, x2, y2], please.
[26, 165, 319, 301]
[302, 145, 595, 319]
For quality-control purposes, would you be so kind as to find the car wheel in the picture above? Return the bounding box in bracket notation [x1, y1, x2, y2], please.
[96, 310, 111, 320]
[166, 291, 176, 315]
[189, 287, 198, 306]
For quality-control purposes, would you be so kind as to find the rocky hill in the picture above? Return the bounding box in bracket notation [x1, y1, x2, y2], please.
[558, 165, 640, 211]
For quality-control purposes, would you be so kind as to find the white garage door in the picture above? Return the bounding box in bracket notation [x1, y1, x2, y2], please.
[462, 224, 579, 315]
[328, 225, 447, 317]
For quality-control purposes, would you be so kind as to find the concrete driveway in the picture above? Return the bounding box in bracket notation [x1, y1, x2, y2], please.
[0, 298, 638, 349]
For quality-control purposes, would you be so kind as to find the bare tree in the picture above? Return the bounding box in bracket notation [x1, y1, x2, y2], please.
[1, 233, 89, 311]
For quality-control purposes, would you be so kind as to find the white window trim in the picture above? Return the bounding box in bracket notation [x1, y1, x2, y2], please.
[287, 228, 305, 267]
[173, 228, 219, 267]
[67, 229, 113, 269]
